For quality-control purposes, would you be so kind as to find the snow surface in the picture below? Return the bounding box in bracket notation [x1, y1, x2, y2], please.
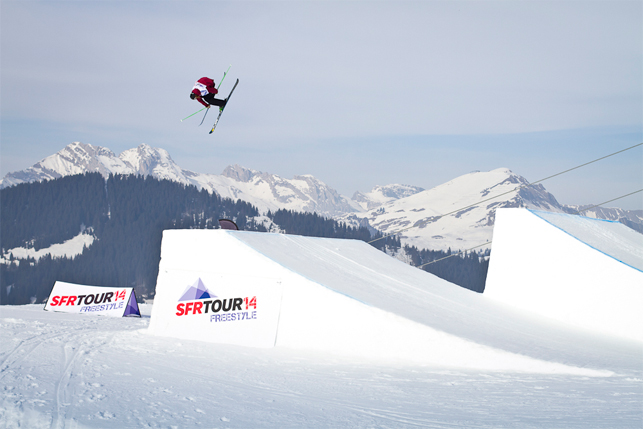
[485, 209, 643, 343]
[1, 230, 642, 427]
[1, 232, 95, 264]
[530, 210, 643, 271]
[2, 305, 641, 428]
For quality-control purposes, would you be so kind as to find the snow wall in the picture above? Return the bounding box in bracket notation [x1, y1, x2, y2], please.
[485, 208, 643, 342]
[148, 229, 630, 375]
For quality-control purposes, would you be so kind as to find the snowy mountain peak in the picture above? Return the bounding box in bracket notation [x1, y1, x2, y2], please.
[0, 142, 125, 188]
[119, 144, 187, 184]
[340, 168, 573, 252]
[440, 168, 519, 191]
[221, 164, 258, 182]
[0, 142, 190, 189]
[352, 184, 425, 211]
[119, 144, 160, 171]
[215, 167, 357, 216]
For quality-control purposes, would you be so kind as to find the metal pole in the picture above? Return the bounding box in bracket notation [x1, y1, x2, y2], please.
[218, 65, 232, 89]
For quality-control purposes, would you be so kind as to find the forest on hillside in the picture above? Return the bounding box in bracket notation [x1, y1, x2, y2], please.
[1, 173, 487, 305]
[404, 245, 489, 293]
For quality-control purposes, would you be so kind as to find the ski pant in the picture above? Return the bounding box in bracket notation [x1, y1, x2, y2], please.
[203, 94, 225, 107]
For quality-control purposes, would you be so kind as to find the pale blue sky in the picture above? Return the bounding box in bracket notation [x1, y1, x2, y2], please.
[1, 1, 641, 209]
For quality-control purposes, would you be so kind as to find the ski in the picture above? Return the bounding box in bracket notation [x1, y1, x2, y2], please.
[209, 79, 239, 134]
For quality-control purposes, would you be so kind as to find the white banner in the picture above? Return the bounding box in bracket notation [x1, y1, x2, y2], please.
[149, 271, 283, 348]
[44, 281, 140, 317]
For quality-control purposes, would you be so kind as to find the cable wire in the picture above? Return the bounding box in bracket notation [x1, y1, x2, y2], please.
[573, 189, 643, 215]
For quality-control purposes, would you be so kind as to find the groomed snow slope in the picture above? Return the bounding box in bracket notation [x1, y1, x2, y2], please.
[3, 305, 642, 428]
[485, 209, 643, 342]
[149, 230, 640, 375]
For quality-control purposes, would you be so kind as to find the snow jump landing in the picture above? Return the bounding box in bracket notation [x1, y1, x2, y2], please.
[485, 208, 643, 343]
[148, 229, 639, 375]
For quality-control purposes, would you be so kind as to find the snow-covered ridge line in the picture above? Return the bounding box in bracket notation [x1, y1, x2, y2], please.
[2, 142, 641, 253]
[0, 143, 423, 217]
[340, 168, 643, 252]
[0, 142, 361, 218]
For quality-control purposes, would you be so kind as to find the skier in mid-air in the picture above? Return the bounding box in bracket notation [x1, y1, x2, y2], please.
[190, 77, 227, 110]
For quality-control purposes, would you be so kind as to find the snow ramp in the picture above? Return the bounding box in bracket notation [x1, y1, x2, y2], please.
[485, 208, 643, 343]
[148, 229, 639, 374]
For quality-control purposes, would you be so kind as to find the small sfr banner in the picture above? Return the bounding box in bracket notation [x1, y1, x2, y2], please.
[44, 281, 141, 317]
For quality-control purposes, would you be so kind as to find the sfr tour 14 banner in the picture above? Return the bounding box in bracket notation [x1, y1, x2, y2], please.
[44, 281, 141, 317]
[148, 272, 283, 348]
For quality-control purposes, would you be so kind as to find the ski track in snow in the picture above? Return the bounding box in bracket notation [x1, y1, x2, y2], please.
[1, 305, 641, 428]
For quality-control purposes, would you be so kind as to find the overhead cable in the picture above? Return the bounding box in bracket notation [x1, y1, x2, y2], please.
[573, 189, 643, 215]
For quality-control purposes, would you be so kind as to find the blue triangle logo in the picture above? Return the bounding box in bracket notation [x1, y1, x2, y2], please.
[123, 290, 141, 317]
[178, 278, 216, 301]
